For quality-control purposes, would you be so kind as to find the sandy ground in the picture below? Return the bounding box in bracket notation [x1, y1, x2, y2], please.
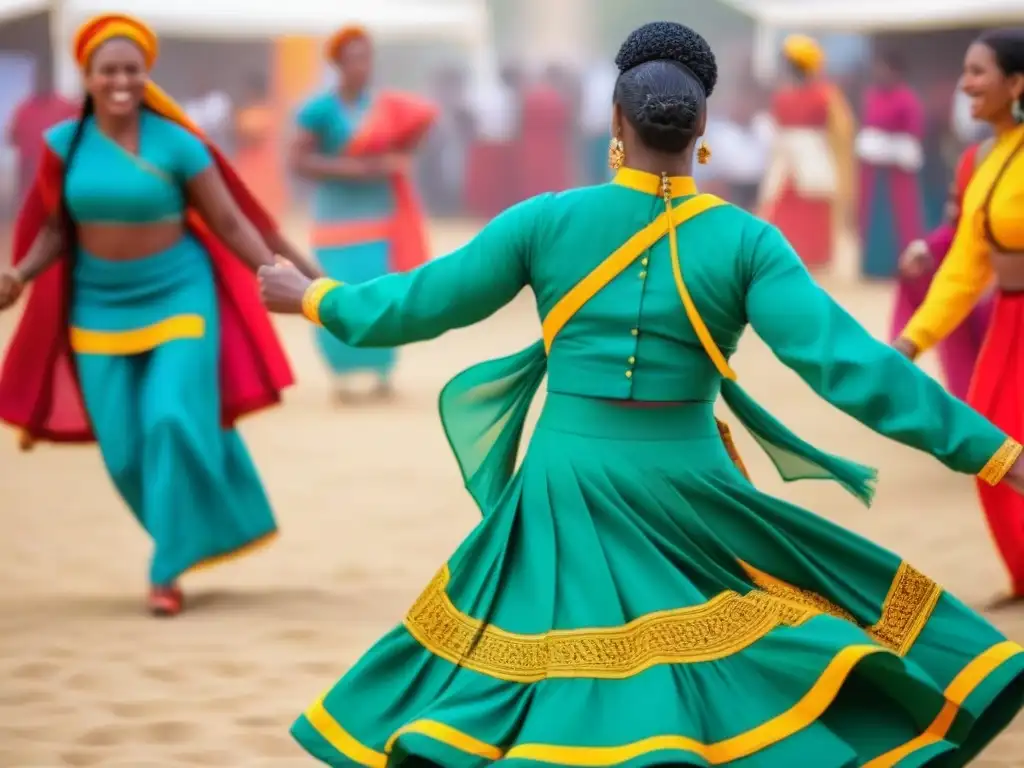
[0, 219, 1022, 767]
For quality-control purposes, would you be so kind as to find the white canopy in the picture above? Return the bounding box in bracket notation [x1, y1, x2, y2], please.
[0, 0, 46, 23]
[723, 0, 1024, 31]
[41, 0, 494, 94]
[62, 0, 486, 41]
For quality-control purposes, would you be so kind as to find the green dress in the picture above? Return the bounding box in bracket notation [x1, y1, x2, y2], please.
[291, 168, 1024, 767]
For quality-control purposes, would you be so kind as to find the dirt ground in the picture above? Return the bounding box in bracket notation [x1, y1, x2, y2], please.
[0, 220, 1021, 767]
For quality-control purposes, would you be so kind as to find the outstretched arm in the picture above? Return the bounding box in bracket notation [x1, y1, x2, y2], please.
[261, 195, 545, 347]
[744, 222, 1016, 480]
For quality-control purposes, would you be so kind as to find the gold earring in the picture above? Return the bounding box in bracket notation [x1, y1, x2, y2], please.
[697, 139, 711, 165]
[608, 137, 625, 170]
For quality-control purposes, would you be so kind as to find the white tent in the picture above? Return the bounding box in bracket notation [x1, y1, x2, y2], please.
[0, 0, 46, 23]
[42, 0, 493, 93]
[722, 0, 1024, 31]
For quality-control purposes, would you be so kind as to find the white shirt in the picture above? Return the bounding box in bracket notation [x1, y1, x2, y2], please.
[184, 91, 233, 136]
[705, 113, 773, 185]
[580, 63, 618, 136]
[473, 83, 517, 142]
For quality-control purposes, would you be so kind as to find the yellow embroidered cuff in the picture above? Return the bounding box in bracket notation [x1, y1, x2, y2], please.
[978, 438, 1024, 486]
[301, 278, 342, 326]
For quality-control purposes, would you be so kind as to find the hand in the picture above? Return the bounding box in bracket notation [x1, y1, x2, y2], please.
[898, 239, 933, 279]
[257, 261, 313, 315]
[278, 252, 325, 280]
[0, 268, 24, 311]
[892, 337, 920, 361]
[378, 153, 412, 175]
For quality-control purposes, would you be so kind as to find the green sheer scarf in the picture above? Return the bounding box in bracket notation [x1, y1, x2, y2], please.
[440, 177, 877, 517]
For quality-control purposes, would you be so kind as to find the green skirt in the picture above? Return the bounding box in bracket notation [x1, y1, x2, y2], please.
[292, 394, 1024, 767]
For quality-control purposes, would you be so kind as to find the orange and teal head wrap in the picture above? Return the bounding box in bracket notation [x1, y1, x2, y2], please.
[73, 14, 158, 71]
[325, 24, 370, 63]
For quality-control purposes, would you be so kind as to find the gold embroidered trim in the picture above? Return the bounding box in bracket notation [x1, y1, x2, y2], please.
[978, 437, 1023, 486]
[301, 278, 342, 326]
[742, 561, 941, 656]
[404, 565, 820, 683]
[70, 314, 205, 355]
[404, 561, 942, 683]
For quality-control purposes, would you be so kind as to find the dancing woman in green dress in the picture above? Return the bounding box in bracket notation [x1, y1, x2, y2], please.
[260, 23, 1024, 768]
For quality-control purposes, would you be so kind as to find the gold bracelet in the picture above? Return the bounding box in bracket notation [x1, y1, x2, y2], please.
[978, 438, 1024, 486]
[301, 278, 342, 326]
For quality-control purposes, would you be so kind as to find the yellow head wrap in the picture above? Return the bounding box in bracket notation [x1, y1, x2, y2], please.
[72, 14, 202, 135]
[325, 24, 371, 63]
[782, 34, 825, 76]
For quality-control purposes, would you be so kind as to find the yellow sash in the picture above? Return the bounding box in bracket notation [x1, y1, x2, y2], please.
[539, 191, 750, 479]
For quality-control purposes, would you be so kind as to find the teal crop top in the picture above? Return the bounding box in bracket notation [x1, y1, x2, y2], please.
[45, 110, 213, 224]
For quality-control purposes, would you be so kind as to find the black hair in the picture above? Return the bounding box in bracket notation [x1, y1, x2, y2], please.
[973, 28, 1024, 250]
[612, 21, 717, 154]
[57, 94, 93, 336]
[977, 28, 1024, 112]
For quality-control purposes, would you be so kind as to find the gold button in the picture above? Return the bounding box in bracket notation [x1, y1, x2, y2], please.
[628, 356, 636, 364]
[641, 257, 649, 266]
[639, 270, 647, 279]
[631, 328, 638, 336]
[625, 370, 632, 378]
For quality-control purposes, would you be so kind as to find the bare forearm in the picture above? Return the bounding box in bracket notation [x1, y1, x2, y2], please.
[214, 217, 276, 272]
[264, 230, 323, 279]
[16, 224, 65, 282]
[293, 154, 372, 180]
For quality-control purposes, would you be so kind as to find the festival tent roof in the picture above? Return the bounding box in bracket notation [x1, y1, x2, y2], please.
[0, 0, 46, 23]
[61, 0, 486, 40]
[721, 0, 1024, 30]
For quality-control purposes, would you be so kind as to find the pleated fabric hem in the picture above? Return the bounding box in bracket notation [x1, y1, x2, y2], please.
[171, 528, 279, 583]
[289, 639, 1024, 768]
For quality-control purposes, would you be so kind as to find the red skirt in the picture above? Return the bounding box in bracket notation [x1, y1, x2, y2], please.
[967, 290, 1024, 595]
[767, 183, 833, 268]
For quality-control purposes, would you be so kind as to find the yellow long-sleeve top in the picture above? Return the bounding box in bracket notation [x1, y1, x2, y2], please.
[902, 123, 1024, 353]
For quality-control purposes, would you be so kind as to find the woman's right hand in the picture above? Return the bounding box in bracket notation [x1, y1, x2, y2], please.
[0, 268, 24, 311]
[898, 239, 933, 279]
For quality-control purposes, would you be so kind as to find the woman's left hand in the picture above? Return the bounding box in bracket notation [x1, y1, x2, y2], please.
[258, 261, 312, 315]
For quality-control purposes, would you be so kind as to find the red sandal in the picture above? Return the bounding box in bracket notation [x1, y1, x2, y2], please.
[148, 584, 184, 617]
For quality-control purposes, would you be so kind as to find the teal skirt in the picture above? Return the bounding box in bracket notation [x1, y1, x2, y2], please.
[72, 239, 277, 586]
[292, 394, 1023, 767]
[314, 239, 396, 379]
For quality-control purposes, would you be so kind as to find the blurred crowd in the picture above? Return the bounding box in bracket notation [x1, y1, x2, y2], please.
[0, 25, 994, 249]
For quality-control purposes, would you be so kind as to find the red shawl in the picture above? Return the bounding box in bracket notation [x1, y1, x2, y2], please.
[0, 129, 295, 449]
[344, 90, 438, 272]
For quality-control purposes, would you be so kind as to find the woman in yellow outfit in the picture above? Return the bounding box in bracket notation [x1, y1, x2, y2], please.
[895, 29, 1024, 605]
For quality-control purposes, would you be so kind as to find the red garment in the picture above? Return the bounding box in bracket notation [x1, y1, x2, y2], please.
[764, 82, 835, 268]
[464, 140, 517, 218]
[518, 84, 571, 199]
[0, 119, 294, 448]
[968, 291, 1024, 596]
[8, 93, 79, 199]
[343, 90, 438, 272]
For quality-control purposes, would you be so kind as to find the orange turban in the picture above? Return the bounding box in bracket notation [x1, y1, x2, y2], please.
[74, 13, 158, 71]
[325, 24, 370, 62]
[71, 14, 201, 136]
[782, 34, 825, 75]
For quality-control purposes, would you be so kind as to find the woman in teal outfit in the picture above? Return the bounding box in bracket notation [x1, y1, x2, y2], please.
[0, 15, 309, 617]
[262, 23, 1024, 767]
[292, 25, 436, 402]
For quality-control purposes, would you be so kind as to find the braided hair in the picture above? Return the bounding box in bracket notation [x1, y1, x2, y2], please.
[613, 22, 717, 154]
[975, 28, 1024, 249]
